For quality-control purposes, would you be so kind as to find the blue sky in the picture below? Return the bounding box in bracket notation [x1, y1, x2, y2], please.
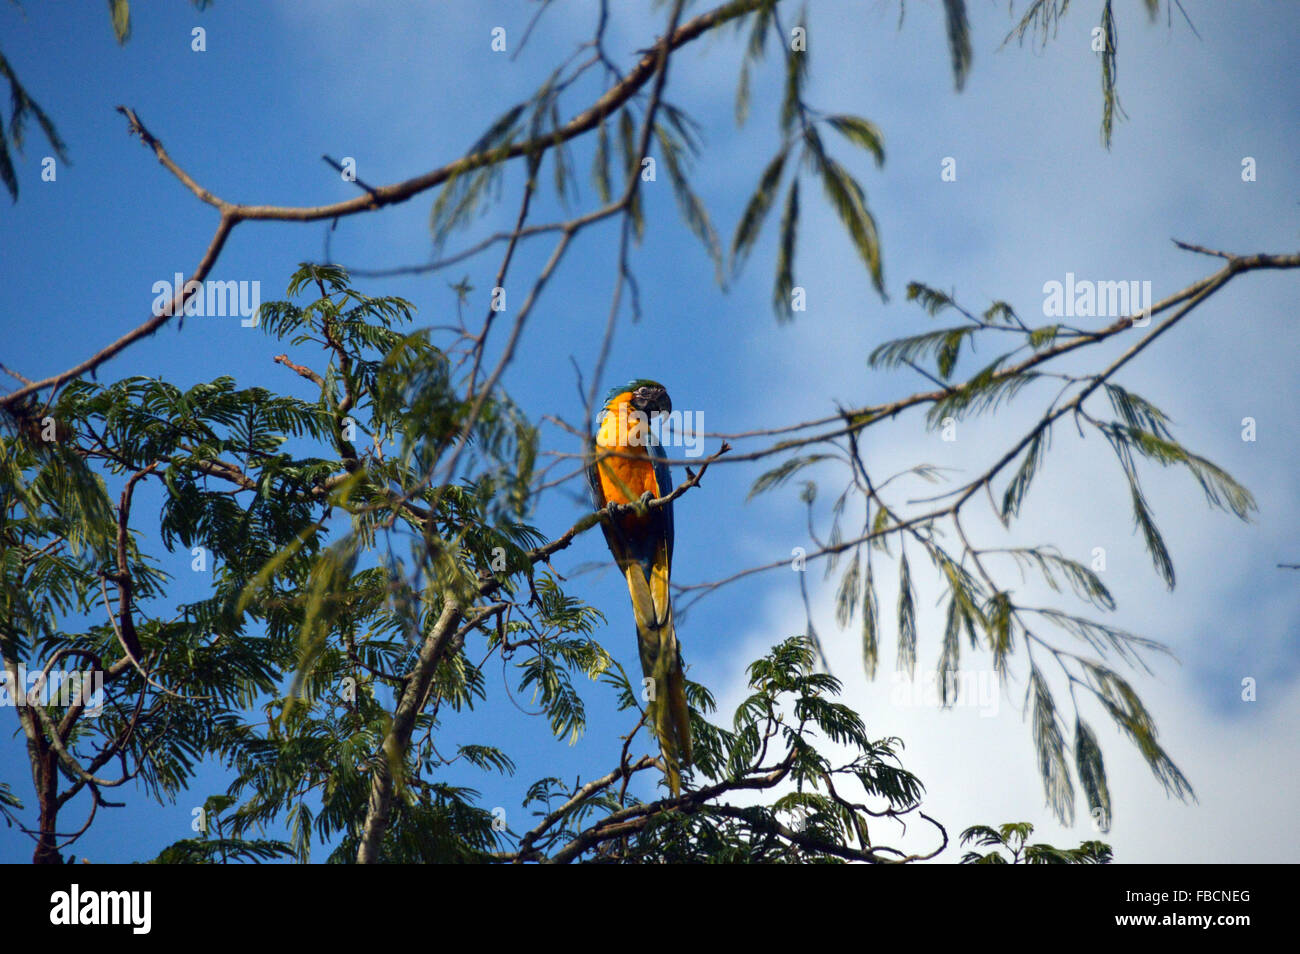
[1, 0, 1297, 863]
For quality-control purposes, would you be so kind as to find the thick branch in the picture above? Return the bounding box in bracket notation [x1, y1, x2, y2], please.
[355, 596, 463, 863]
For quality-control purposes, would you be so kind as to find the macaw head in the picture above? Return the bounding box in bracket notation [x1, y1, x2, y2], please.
[613, 378, 672, 418]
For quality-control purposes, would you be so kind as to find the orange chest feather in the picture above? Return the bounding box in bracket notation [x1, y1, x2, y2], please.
[597, 452, 660, 505]
[596, 397, 661, 506]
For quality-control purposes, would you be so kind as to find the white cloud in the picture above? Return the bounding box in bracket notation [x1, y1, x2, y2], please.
[675, 2, 1300, 863]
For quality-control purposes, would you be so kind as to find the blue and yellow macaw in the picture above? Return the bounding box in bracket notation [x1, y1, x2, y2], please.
[588, 379, 691, 796]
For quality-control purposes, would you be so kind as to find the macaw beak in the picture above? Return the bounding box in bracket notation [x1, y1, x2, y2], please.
[630, 385, 671, 417]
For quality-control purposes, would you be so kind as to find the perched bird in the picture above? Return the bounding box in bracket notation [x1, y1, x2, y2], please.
[588, 379, 691, 796]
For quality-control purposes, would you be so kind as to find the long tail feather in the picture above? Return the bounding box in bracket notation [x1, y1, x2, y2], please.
[623, 564, 692, 796]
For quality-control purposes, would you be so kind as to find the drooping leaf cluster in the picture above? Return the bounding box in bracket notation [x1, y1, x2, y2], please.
[748, 279, 1249, 827]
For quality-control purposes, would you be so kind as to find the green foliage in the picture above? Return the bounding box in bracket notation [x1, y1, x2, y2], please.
[3, 263, 937, 864]
[653, 108, 724, 282]
[825, 115, 885, 166]
[0, 779, 22, 827]
[896, 550, 917, 677]
[517, 636, 935, 863]
[731, 145, 790, 273]
[1082, 661, 1192, 801]
[0, 49, 68, 201]
[1074, 717, 1111, 831]
[860, 560, 880, 678]
[1, 0, 213, 200]
[774, 178, 800, 317]
[107, 0, 215, 45]
[748, 453, 833, 499]
[430, 104, 525, 243]
[926, 359, 1040, 426]
[0, 263, 583, 862]
[1003, 0, 1174, 148]
[959, 821, 1112, 863]
[760, 274, 1253, 827]
[1098, 0, 1124, 147]
[152, 838, 296, 864]
[1004, 547, 1113, 610]
[808, 136, 884, 299]
[152, 795, 294, 863]
[1002, 429, 1050, 520]
[1029, 666, 1074, 823]
[728, 10, 891, 318]
[1100, 410, 1255, 590]
[940, 0, 974, 91]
